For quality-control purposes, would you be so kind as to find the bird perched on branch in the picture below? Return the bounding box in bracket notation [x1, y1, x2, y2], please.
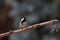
[19, 17, 27, 28]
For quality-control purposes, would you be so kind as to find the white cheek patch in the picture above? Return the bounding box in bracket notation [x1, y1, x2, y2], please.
[21, 18, 24, 22]
[20, 18, 25, 25]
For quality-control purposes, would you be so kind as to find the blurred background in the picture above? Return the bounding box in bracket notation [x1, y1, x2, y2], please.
[0, 0, 60, 40]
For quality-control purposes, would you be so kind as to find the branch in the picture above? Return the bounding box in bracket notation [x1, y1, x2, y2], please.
[0, 19, 58, 38]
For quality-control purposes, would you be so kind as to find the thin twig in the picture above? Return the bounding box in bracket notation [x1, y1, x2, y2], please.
[0, 19, 58, 38]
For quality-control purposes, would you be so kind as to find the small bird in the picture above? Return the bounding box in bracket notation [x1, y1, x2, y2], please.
[19, 17, 27, 28]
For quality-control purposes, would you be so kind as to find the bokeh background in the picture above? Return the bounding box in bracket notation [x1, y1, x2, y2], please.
[0, 0, 60, 40]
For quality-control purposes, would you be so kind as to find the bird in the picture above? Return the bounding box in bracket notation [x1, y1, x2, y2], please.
[19, 17, 27, 28]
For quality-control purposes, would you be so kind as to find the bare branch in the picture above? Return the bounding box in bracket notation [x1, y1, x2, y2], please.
[0, 19, 58, 38]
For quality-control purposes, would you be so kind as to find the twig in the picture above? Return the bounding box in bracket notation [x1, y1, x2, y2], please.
[0, 19, 58, 38]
